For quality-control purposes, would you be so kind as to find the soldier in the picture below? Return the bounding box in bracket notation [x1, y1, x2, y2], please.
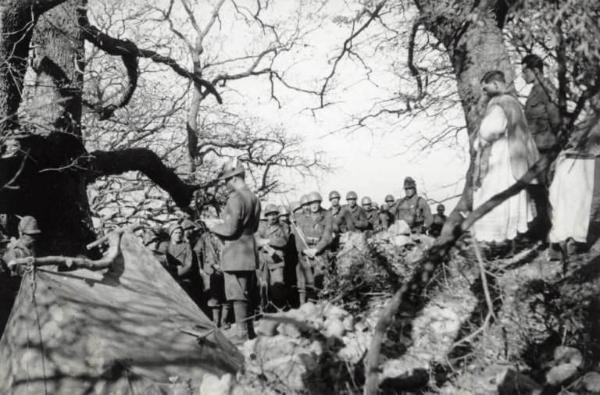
[384, 194, 397, 218]
[143, 225, 170, 269]
[377, 204, 393, 231]
[205, 159, 261, 341]
[278, 205, 291, 234]
[429, 204, 447, 238]
[1, 136, 22, 159]
[394, 177, 433, 234]
[256, 204, 289, 309]
[343, 191, 369, 232]
[328, 190, 345, 233]
[166, 223, 202, 306]
[197, 229, 229, 328]
[361, 196, 379, 231]
[294, 191, 333, 304]
[3, 216, 41, 266]
[300, 194, 310, 217]
[522, 54, 560, 244]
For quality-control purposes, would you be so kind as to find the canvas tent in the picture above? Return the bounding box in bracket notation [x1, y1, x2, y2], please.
[0, 232, 242, 394]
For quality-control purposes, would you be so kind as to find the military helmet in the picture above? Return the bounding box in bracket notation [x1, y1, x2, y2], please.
[300, 194, 310, 206]
[168, 223, 183, 236]
[384, 194, 395, 203]
[328, 190, 341, 201]
[278, 205, 290, 216]
[217, 158, 245, 181]
[264, 204, 279, 216]
[404, 177, 416, 189]
[307, 191, 322, 204]
[290, 201, 301, 213]
[361, 196, 372, 206]
[18, 216, 41, 235]
[380, 203, 390, 212]
[346, 191, 358, 200]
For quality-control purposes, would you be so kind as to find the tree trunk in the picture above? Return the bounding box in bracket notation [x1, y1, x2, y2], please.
[16, 0, 95, 255]
[416, 0, 513, 223]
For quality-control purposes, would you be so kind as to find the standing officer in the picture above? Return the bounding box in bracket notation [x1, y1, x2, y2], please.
[394, 177, 433, 233]
[294, 192, 332, 304]
[256, 204, 289, 309]
[205, 159, 261, 341]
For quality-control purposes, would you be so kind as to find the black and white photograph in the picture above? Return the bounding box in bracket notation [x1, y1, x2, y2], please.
[0, 0, 599, 393]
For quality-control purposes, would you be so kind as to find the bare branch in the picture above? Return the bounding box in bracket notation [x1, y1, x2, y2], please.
[318, 0, 388, 107]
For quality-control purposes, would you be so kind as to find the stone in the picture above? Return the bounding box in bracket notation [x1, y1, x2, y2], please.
[581, 371, 600, 393]
[546, 363, 578, 385]
[497, 369, 542, 395]
[277, 322, 302, 338]
[255, 319, 278, 337]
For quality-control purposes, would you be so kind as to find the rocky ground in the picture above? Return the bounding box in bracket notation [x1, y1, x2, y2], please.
[225, 228, 600, 394]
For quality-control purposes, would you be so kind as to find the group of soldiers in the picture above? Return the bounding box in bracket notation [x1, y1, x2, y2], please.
[135, 165, 447, 342]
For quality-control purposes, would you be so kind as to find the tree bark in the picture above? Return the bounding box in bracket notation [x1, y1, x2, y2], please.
[0, 0, 67, 131]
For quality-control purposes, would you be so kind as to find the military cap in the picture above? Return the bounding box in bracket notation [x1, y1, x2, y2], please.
[18, 216, 41, 235]
[346, 191, 358, 200]
[217, 158, 245, 181]
[361, 196, 372, 206]
[384, 194, 395, 203]
[404, 177, 416, 189]
[328, 190, 341, 200]
[264, 204, 280, 216]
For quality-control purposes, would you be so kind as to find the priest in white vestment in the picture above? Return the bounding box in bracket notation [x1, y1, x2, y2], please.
[471, 70, 540, 242]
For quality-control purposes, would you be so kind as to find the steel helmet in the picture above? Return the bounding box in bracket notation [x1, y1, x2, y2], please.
[307, 191, 323, 204]
[346, 191, 358, 200]
[404, 177, 416, 189]
[168, 223, 183, 236]
[217, 158, 245, 181]
[18, 216, 41, 235]
[361, 196, 372, 206]
[328, 190, 341, 201]
[290, 201, 301, 213]
[264, 204, 280, 216]
[384, 194, 395, 203]
[300, 194, 310, 206]
[278, 205, 290, 216]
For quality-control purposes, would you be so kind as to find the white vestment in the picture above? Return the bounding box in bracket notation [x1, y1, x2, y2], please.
[472, 105, 536, 242]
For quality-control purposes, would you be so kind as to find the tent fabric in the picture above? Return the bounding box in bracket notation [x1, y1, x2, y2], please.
[0, 232, 242, 394]
[548, 153, 600, 244]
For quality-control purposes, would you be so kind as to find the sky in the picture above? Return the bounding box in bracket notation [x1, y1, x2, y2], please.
[90, 0, 533, 212]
